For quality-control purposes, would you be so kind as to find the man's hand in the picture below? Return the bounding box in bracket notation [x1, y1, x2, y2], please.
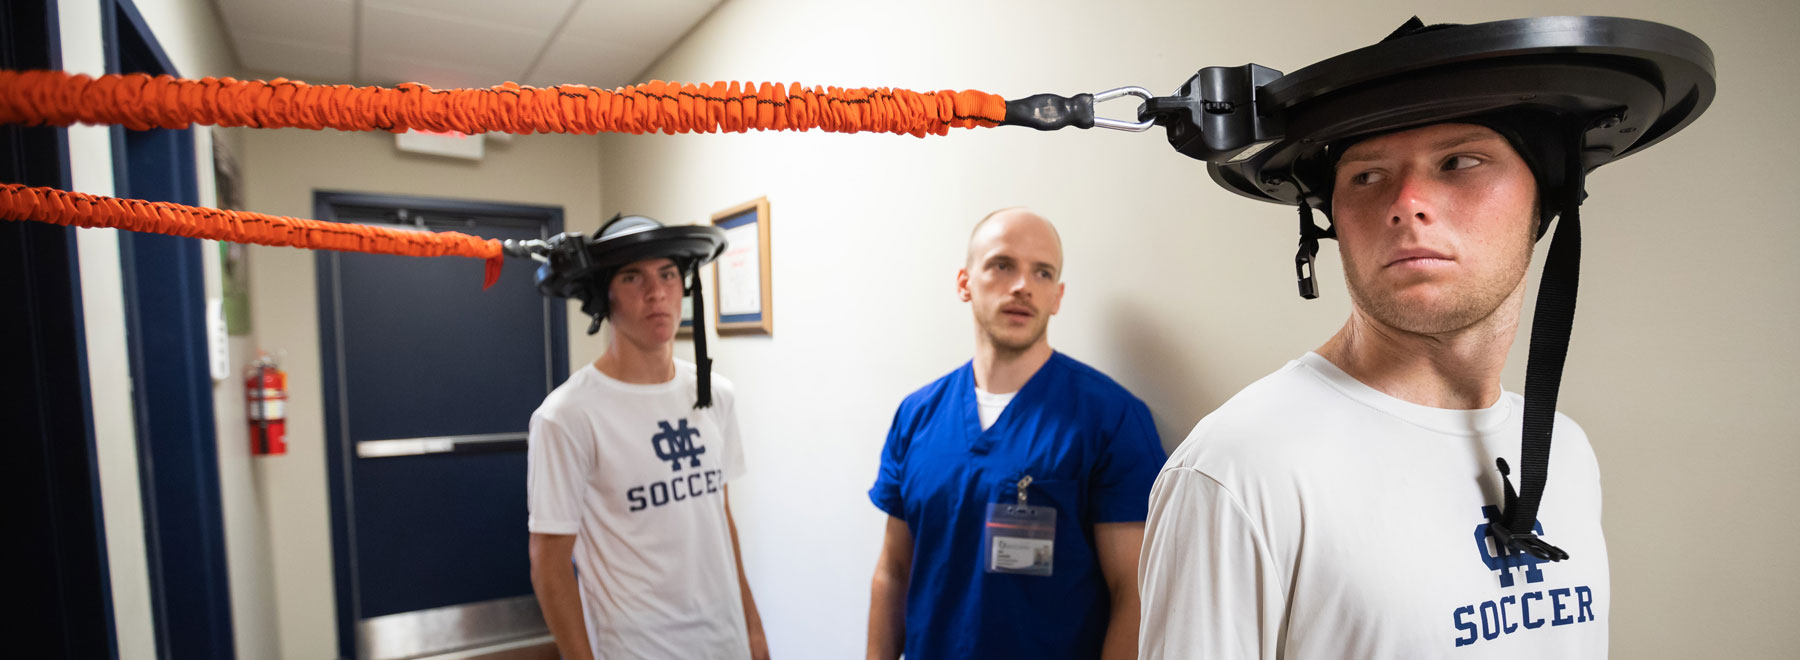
[866, 515, 913, 660]
[725, 487, 770, 660]
[1095, 521, 1146, 660]
[529, 532, 593, 660]
[748, 625, 771, 660]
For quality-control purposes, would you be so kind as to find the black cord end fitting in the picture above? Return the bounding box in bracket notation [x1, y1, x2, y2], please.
[1002, 93, 1095, 131]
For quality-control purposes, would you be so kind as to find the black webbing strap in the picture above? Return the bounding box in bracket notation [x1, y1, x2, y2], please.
[1490, 137, 1585, 563]
[688, 264, 714, 409]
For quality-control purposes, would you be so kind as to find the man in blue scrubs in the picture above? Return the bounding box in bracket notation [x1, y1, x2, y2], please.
[865, 208, 1167, 660]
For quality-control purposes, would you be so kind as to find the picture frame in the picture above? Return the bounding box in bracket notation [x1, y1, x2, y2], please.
[676, 292, 695, 337]
[710, 197, 774, 336]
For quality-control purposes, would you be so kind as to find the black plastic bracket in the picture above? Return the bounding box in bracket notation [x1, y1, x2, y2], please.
[1140, 64, 1286, 163]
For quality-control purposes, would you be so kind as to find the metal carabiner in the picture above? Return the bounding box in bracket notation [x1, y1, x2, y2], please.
[1090, 87, 1157, 132]
[501, 238, 552, 263]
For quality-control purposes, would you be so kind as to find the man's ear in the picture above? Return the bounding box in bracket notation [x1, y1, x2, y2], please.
[956, 268, 972, 302]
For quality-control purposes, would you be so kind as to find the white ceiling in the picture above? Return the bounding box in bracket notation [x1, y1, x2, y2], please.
[213, 0, 723, 90]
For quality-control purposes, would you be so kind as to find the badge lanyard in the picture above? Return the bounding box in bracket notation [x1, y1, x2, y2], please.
[983, 475, 1056, 576]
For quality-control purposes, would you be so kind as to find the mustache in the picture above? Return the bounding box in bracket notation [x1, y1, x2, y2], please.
[998, 299, 1037, 315]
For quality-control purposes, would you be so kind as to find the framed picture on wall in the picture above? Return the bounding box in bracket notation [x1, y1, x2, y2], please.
[711, 197, 773, 336]
[676, 293, 695, 337]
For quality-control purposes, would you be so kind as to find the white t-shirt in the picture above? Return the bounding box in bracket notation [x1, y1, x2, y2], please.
[527, 360, 750, 659]
[974, 386, 1017, 431]
[1139, 353, 1608, 659]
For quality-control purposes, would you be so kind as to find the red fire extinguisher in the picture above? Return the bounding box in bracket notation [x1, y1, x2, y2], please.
[247, 354, 288, 456]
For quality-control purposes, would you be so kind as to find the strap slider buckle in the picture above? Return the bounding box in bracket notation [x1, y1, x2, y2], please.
[1487, 520, 1571, 562]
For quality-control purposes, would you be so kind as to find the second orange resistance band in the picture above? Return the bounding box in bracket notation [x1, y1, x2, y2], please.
[0, 183, 508, 288]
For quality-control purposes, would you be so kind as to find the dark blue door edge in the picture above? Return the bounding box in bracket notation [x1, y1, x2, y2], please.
[107, 0, 236, 656]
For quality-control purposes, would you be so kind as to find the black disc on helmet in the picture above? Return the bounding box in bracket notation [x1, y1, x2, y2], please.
[1205, 16, 1715, 212]
[535, 214, 727, 327]
[531, 213, 730, 409]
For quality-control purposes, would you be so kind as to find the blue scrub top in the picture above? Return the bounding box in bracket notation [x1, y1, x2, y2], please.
[869, 352, 1166, 660]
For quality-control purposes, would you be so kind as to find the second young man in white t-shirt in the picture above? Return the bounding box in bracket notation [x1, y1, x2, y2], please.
[526, 217, 768, 660]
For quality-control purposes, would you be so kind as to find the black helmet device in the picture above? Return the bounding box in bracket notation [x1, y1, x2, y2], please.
[522, 213, 727, 407]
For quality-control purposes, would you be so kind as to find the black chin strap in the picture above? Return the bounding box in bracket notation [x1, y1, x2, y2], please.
[1491, 136, 1586, 563]
[688, 264, 714, 409]
[1295, 202, 1333, 300]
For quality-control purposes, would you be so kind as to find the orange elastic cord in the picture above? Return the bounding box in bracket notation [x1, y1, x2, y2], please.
[0, 183, 508, 288]
[0, 70, 1009, 137]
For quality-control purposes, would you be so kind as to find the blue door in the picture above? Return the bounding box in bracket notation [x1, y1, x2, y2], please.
[317, 193, 566, 659]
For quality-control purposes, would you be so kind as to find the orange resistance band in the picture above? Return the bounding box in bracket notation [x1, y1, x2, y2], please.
[0, 70, 1008, 137]
[0, 183, 508, 288]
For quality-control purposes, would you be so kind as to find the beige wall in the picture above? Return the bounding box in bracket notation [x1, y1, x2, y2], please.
[602, 0, 1800, 658]
[58, 1, 149, 655]
[238, 127, 603, 659]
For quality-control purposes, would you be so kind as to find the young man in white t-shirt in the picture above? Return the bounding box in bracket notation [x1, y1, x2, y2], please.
[525, 215, 768, 660]
[1139, 121, 1609, 659]
[1136, 16, 1712, 658]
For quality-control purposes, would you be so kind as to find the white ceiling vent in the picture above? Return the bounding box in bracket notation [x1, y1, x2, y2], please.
[395, 130, 484, 160]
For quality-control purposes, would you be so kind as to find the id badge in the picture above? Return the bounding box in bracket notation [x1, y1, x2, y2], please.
[983, 476, 1056, 576]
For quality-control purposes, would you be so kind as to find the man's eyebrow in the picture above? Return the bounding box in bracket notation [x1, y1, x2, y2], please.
[618, 263, 676, 275]
[1338, 130, 1505, 165]
[1429, 131, 1505, 152]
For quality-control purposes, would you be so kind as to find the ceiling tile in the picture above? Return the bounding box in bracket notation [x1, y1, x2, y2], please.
[367, 0, 578, 35]
[360, 4, 545, 81]
[233, 33, 355, 83]
[526, 35, 646, 88]
[562, 0, 720, 51]
[215, 0, 353, 49]
[212, 0, 723, 88]
[361, 51, 518, 89]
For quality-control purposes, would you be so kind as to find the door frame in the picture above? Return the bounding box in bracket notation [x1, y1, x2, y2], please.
[2, 0, 119, 657]
[314, 190, 566, 659]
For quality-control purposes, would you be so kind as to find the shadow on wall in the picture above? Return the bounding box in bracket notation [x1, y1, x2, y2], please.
[1100, 295, 1219, 454]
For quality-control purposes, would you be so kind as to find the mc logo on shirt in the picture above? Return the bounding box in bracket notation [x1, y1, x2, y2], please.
[627, 418, 724, 513]
[1473, 505, 1546, 588]
[1452, 505, 1596, 647]
[652, 418, 706, 471]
